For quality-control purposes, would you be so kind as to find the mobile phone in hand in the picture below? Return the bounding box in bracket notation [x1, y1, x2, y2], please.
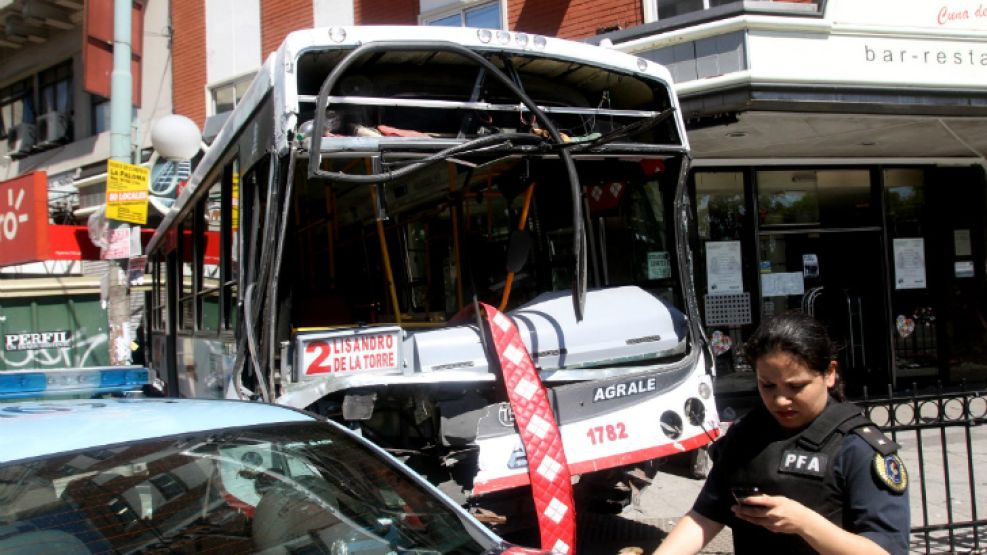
[731, 486, 761, 505]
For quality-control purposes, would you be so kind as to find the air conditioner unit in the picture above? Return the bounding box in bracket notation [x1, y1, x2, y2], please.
[37, 111, 68, 146]
[6, 122, 36, 156]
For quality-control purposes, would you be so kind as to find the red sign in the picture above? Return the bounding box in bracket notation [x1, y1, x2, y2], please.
[0, 172, 49, 267]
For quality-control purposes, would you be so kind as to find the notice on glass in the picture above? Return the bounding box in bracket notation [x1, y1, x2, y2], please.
[706, 240, 743, 295]
[647, 251, 671, 280]
[893, 238, 927, 289]
[761, 272, 805, 297]
[955, 229, 972, 256]
[955, 260, 975, 278]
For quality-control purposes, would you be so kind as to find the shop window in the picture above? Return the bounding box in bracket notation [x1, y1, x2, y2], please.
[423, 1, 502, 29]
[696, 171, 744, 240]
[757, 170, 820, 226]
[757, 170, 872, 228]
[884, 169, 936, 379]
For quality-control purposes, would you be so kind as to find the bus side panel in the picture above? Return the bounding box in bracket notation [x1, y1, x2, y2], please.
[173, 335, 236, 399]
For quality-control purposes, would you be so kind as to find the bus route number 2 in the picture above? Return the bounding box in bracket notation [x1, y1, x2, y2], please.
[586, 423, 628, 445]
[303, 332, 399, 375]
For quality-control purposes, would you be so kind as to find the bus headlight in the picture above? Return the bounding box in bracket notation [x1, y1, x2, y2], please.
[477, 29, 493, 43]
[685, 398, 705, 426]
[660, 411, 683, 439]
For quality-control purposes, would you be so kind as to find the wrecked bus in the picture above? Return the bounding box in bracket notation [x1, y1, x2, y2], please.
[144, 25, 719, 524]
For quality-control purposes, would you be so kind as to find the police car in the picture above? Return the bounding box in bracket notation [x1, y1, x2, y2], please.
[0, 367, 546, 554]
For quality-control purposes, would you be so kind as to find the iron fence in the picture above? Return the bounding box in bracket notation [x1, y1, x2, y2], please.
[858, 385, 987, 554]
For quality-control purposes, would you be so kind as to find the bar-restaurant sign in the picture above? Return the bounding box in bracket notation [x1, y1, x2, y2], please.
[0, 172, 49, 267]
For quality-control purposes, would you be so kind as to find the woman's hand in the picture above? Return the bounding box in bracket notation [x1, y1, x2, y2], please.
[731, 495, 891, 555]
[731, 494, 823, 535]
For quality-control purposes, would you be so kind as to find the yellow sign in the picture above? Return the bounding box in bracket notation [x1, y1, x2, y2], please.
[232, 172, 239, 231]
[106, 160, 150, 224]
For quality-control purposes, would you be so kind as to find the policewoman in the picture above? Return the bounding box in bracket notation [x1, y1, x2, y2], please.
[653, 312, 909, 555]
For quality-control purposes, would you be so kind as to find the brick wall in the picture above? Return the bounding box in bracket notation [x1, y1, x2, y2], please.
[508, 0, 642, 40]
[355, 0, 418, 24]
[260, 0, 314, 59]
[171, 0, 207, 129]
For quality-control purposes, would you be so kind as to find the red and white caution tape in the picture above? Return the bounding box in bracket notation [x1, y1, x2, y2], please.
[480, 303, 577, 554]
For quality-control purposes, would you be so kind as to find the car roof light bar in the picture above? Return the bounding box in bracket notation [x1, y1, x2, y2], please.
[0, 367, 151, 400]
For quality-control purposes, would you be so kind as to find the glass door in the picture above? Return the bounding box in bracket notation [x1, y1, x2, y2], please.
[756, 169, 891, 395]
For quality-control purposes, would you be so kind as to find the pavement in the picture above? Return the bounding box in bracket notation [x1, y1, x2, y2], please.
[615, 452, 734, 555]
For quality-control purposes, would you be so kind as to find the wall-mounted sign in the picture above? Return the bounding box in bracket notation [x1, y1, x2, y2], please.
[747, 31, 987, 91]
[5, 331, 72, 351]
[0, 172, 49, 267]
[826, 0, 987, 31]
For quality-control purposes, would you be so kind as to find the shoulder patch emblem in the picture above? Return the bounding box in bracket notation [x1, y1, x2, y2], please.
[873, 452, 908, 493]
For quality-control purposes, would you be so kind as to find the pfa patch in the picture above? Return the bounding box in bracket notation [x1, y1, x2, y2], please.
[873, 453, 908, 493]
[779, 449, 828, 478]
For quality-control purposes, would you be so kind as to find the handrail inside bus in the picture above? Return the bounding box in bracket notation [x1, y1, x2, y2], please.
[297, 94, 665, 119]
[306, 40, 587, 321]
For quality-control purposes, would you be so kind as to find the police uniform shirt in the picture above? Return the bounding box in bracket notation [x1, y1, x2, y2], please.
[692, 403, 910, 555]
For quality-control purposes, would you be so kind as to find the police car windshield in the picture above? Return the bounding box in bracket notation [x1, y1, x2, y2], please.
[0, 422, 496, 554]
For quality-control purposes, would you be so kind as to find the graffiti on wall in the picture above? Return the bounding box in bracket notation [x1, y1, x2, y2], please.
[0, 329, 108, 370]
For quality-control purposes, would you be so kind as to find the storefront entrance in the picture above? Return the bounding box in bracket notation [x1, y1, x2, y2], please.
[696, 166, 987, 397]
[759, 229, 889, 396]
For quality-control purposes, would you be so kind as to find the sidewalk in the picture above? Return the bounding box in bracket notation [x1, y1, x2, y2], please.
[618, 455, 734, 554]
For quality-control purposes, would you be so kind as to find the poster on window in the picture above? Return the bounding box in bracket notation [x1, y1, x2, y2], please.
[893, 238, 927, 289]
[761, 272, 805, 297]
[647, 251, 671, 280]
[706, 241, 743, 295]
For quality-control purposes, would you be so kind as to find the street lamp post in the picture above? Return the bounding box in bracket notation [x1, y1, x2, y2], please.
[106, 0, 134, 366]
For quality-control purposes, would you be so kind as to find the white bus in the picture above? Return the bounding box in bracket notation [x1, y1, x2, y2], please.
[144, 25, 719, 520]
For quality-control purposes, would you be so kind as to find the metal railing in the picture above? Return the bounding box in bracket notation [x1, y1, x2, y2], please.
[858, 385, 987, 553]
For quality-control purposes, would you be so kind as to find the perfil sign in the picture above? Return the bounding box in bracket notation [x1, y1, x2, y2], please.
[106, 160, 150, 225]
[0, 172, 49, 267]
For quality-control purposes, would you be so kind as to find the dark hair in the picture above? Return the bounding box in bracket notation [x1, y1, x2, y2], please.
[744, 311, 844, 401]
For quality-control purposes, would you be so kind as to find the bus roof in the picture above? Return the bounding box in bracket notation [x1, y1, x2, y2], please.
[148, 25, 687, 255]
